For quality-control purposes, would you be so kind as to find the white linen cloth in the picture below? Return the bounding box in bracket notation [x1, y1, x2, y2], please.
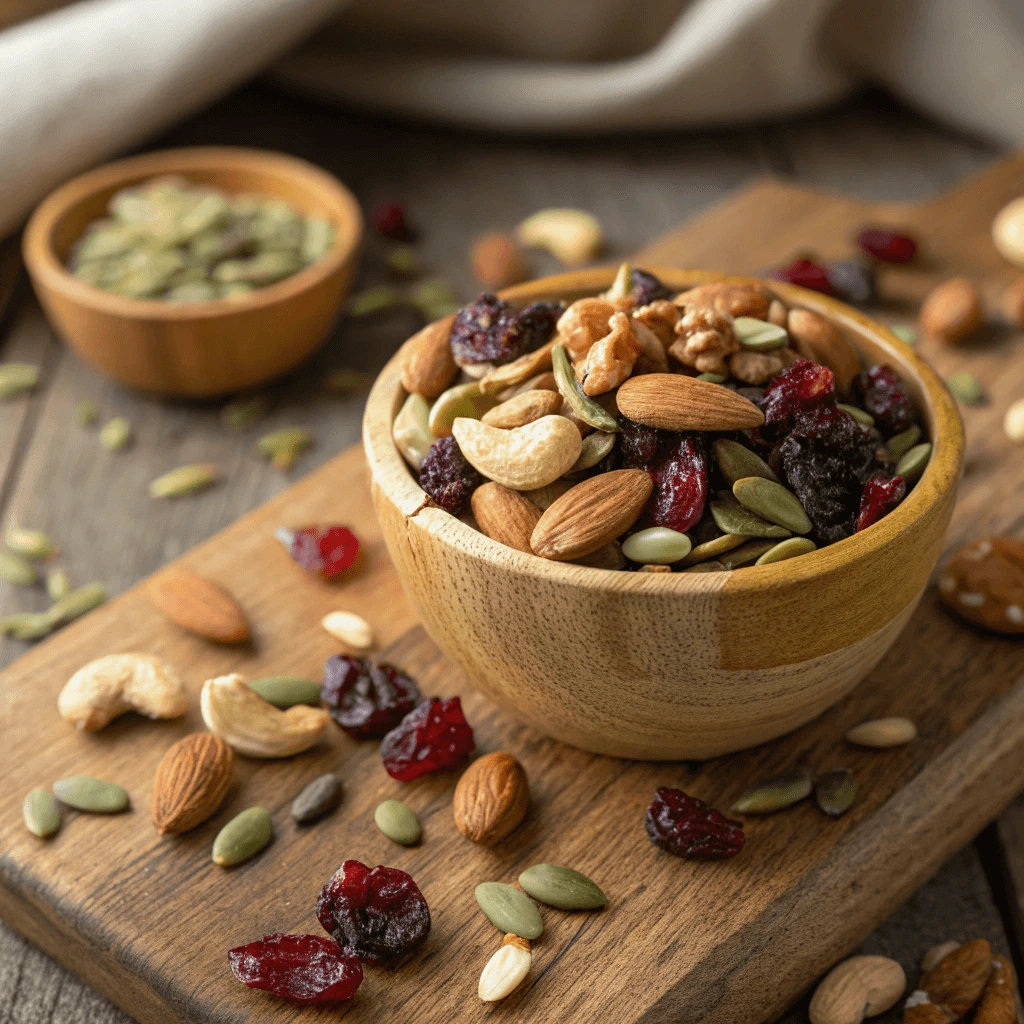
[1, 0, 1023, 238]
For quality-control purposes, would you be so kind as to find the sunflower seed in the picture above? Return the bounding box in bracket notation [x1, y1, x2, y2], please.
[552, 343, 619, 432]
[291, 773, 342, 824]
[946, 373, 986, 406]
[713, 439, 779, 485]
[815, 769, 856, 817]
[845, 717, 917, 748]
[887, 424, 922, 459]
[720, 539, 778, 569]
[518, 864, 606, 910]
[6, 526, 57, 559]
[0, 551, 37, 586]
[23, 788, 62, 837]
[621, 527, 691, 565]
[732, 478, 812, 534]
[733, 316, 789, 351]
[711, 493, 791, 539]
[733, 767, 813, 814]
[150, 463, 220, 498]
[374, 799, 421, 845]
[248, 676, 322, 708]
[53, 775, 129, 813]
[479, 936, 532, 1002]
[679, 532, 746, 566]
[895, 443, 932, 481]
[0, 363, 39, 399]
[755, 537, 817, 565]
[99, 416, 132, 451]
[837, 403, 875, 428]
[212, 807, 273, 866]
[475, 882, 543, 939]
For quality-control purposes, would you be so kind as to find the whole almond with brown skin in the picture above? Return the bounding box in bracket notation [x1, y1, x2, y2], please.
[919, 277, 984, 345]
[471, 483, 542, 553]
[471, 232, 530, 289]
[400, 315, 458, 398]
[531, 469, 652, 561]
[973, 955, 1017, 1024]
[152, 733, 234, 834]
[787, 308, 862, 393]
[145, 569, 249, 644]
[920, 938, 992, 1017]
[617, 373, 764, 432]
[453, 751, 529, 845]
[904, 998, 955, 1023]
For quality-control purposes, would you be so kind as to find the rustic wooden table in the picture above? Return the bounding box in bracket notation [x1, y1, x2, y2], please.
[1, 84, 1021, 1023]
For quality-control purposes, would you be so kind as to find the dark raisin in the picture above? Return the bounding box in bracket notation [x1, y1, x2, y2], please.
[760, 359, 835, 428]
[448, 294, 561, 366]
[618, 414, 663, 470]
[856, 472, 907, 532]
[228, 933, 363, 1004]
[648, 434, 708, 534]
[285, 526, 360, 581]
[645, 787, 745, 859]
[849, 365, 917, 435]
[826, 260, 877, 305]
[773, 258, 835, 295]
[418, 436, 482, 515]
[322, 656, 421, 739]
[380, 696, 475, 781]
[855, 227, 917, 264]
[630, 268, 671, 306]
[316, 860, 430, 967]
[370, 201, 411, 241]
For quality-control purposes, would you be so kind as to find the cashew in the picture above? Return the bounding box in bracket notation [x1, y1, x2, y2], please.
[482, 389, 562, 429]
[515, 208, 603, 267]
[393, 393, 432, 470]
[200, 673, 329, 758]
[809, 955, 906, 1024]
[451, 415, 581, 491]
[58, 653, 188, 731]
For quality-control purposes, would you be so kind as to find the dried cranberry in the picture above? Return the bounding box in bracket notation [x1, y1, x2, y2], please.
[849, 365, 916, 435]
[279, 526, 359, 581]
[855, 227, 917, 264]
[316, 860, 430, 966]
[418, 436, 482, 515]
[648, 434, 707, 534]
[228, 933, 363, 1004]
[826, 260, 876, 305]
[630, 268, 671, 306]
[774, 258, 835, 295]
[370, 201, 410, 241]
[760, 359, 835, 428]
[645, 787, 745, 859]
[619, 415, 663, 471]
[322, 655, 421, 739]
[449, 294, 561, 366]
[856, 472, 906, 532]
[380, 696, 474, 781]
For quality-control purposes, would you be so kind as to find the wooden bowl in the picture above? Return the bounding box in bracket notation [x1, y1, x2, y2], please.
[23, 147, 363, 398]
[364, 268, 963, 759]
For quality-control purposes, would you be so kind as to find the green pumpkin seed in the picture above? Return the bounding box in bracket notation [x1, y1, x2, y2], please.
[257, 427, 312, 470]
[679, 532, 745, 566]
[895, 442, 932, 481]
[23, 788, 61, 837]
[374, 800, 421, 845]
[48, 583, 106, 626]
[682, 560, 728, 573]
[518, 864, 607, 910]
[150, 463, 220, 498]
[733, 767, 813, 815]
[621, 527, 692, 565]
[301, 217, 336, 265]
[570, 431, 616, 473]
[713, 439, 779, 485]
[696, 372, 727, 383]
[393, 393, 433, 470]
[946, 372, 986, 406]
[733, 316, 788, 351]
[732, 478, 812, 535]
[409, 279, 459, 321]
[222, 395, 269, 430]
[166, 281, 218, 302]
[552, 344, 619, 433]
[46, 570, 72, 601]
[815, 769, 856, 817]
[0, 363, 39, 399]
[346, 285, 405, 317]
[6, 526, 57, 559]
[53, 775, 129, 813]
[212, 807, 273, 866]
[428, 381, 498, 438]
[0, 550, 37, 586]
[291, 773, 342, 824]
[719, 539, 778, 569]
[837, 403, 875, 428]
[76, 400, 98, 426]
[755, 537, 817, 565]
[887, 424, 922, 459]
[99, 416, 132, 451]
[248, 676, 321, 708]
[890, 325, 917, 346]
[475, 882, 543, 940]
[386, 244, 419, 276]
[710, 493, 791, 539]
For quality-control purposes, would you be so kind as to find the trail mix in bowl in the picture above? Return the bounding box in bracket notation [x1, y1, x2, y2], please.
[68, 176, 336, 301]
[394, 265, 932, 571]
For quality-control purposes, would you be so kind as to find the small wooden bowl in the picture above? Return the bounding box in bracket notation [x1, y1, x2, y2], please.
[364, 268, 963, 759]
[23, 147, 363, 398]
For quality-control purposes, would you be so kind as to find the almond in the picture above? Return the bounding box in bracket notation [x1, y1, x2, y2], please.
[400, 315, 458, 398]
[920, 938, 992, 1017]
[471, 483, 542, 553]
[919, 278, 984, 345]
[974, 955, 1017, 1024]
[471, 232, 530, 289]
[482, 389, 563, 429]
[531, 469, 652, 561]
[904, 992, 955, 1022]
[145, 569, 249, 644]
[787, 308, 862, 393]
[616, 373, 765, 432]
[453, 751, 529, 845]
[152, 733, 234, 834]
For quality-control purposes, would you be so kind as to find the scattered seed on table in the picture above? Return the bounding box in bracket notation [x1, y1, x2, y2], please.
[518, 864, 607, 910]
[815, 769, 857, 817]
[475, 882, 543, 940]
[52, 775, 129, 813]
[99, 416, 132, 451]
[291, 774, 342, 824]
[732, 768, 813, 815]
[946, 372, 986, 406]
[374, 800, 421, 845]
[212, 807, 273, 866]
[846, 717, 917, 748]
[23, 788, 61, 837]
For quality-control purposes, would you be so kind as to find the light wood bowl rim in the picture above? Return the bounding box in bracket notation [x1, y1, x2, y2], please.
[22, 145, 363, 321]
[364, 266, 963, 594]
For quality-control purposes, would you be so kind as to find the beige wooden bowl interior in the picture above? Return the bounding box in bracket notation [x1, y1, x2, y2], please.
[364, 268, 964, 759]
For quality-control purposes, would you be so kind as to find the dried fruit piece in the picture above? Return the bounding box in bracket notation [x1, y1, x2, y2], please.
[846, 717, 917, 747]
[213, 807, 273, 866]
[648, 434, 708, 534]
[145, 569, 249, 643]
[629, 268, 671, 306]
[733, 767, 813, 814]
[786, 309, 862, 393]
[149, 463, 219, 498]
[809, 954, 906, 1024]
[418, 435, 484, 515]
[856, 473, 906, 532]
[152, 733, 234, 834]
[645, 786, 745, 859]
[374, 799, 421, 845]
[475, 882, 544, 939]
[814, 769, 856, 817]
[760, 359, 835, 427]
[23, 788, 61, 838]
[322, 655, 421, 739]
[321, 610, 373, 652]
[471, 233, 529, 289]
[453, 751, 530, 846]
[316, 860, 431, 965]
[826, 260, 877, 305]
[291, 773, 343, 824]
[774, 258, 835, 295]
[380, 696, 474, 780]
[471, 482, 542, 553]
[920, 278, 984, 345]
[228, 933, 363, 1005]
[855, 227, 918, 263]
[479, 935, 531, 1002]
[938, 536, 1024, 635]
[370, 201, 410, 240]
[53, 775, 129, 813]
[278, 525, 360, 580]
[515, 208, 603, 266]
[450, 294, 561, 367]
[518, 864, 606, 910]
[617, 373, 764, 432]
[850, 365, 916, 435]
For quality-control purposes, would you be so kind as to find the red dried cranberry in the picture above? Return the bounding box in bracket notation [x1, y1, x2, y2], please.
[380, 696, 474, 781]
[760, 359, 835, 428]
[856, 472, 906, 532]
[619, 415, 663, 471]
[449, 295, 562, 366]
[322, 655, 421, 739]
[317, 860, 430, 966]
[370, 201, 410, 241]
[630, 268, 671, 306]
[228, 933, 363, 1004]
[774, 258, 835, 295]
[278, 526, 359, 581]
[418, 436, 483, 515]
[849, 365, 916, 435]
[648, 434, 707, 534]
[855, 227, 917, 264]
[645, 787, 745, 859]
[826, 260, 877, 305]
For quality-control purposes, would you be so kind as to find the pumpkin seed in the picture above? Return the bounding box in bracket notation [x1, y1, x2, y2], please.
[410, 279, 460, 321]
[48, 582, 106, 626]
[6, 526, 57, 559]
[887, 424, 922, 459]
[621, 527, 692, 565]
[222, 395, 269, 430]
[552, 343, 619, 433]
[946, 372, 986, 406]
[570, 431, 616, 473]
[845, 717, 917, 748]
[248, 676, 322, 708]
[679, 532, 745, 566]
[475, 882, 544, 940]
[428, 381, 498, 438]
[605, 262, 632, 302]
[257, 427, 311, 470]
[393, 392, 433, 470]
[696, 372, 727, 383]
[46, 570, 72, 601]
[890, 325, 917, 346]
[212, 807, 273, 866]
[710, 493, 791, 539]
[386, 244, 419, 276]
[0, 612, 53, 640]
[76, 400, 98, 426]
[837, 403, 874, 428]
[732, 478, 812, 534]
[755, 537, 817, 565]
[732, 767, 813, 814]
[733, 316, 788, 351]
[0, 363, 39, 399]
[374, 799, 421, 845]
[291, 773, 342, 824]
[99, 416, 132, 451]
[346, 285, 405, 317]
[301, 216, 336, 264]
[815, 769, 857, 817]
[150, 463, 220, 498]
[719, 539, 778, 568]
[518, 864, 606, 910]
[713, 438, 779, 485]
[52, 775, 129, 813]
[0, 550, 37, 586]
[23, 788, 61, 837]
[895, 442, 932, 481]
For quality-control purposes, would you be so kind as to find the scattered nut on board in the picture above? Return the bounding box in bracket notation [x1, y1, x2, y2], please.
[808, 954, 905, 1024]
[919, 277, 984, 344]
[938, 536, 1024, 635]
[321, 610, 374, 652]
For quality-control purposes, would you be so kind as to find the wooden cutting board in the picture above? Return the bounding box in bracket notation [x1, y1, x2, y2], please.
[3, 155, 1024, 1024]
